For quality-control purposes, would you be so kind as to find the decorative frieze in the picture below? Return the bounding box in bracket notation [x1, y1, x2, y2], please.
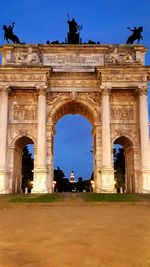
[9, 91, 38, 102]
[110, 93, 135, 103]
[102, 73, 146, 82]
[50, 72, 99, 88]
[50, 78, 99, 88]
[0, 73, 47, 82]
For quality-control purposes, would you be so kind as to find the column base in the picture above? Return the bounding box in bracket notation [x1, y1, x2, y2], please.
[32, 168, 48, 193]
[141, 170, 150, 193]
[0, 169, 9, 194]
[100, 168, 115, 193]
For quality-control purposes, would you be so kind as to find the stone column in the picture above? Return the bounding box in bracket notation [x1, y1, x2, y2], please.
[100, 86, 115, 193]
[46, 123, 55, 193]
[32, 85, 48, 193]
[93, 124, 102, 193]
[137, 85, 150, 193]
[0, 85, 9, 193]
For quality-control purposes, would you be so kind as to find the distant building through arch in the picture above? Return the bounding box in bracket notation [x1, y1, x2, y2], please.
[0, 44, 150, 193]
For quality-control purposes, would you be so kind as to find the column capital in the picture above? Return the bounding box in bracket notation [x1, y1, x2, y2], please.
[100, 85, 111, 96]
[46, 123, 56, 136]
[36, 84, 47, 96]
[136, 85, 148, 96]
[0, 85, 10, 95]
[92, 124, 101, 135]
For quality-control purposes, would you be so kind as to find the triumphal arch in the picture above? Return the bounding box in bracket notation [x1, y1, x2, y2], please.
[0, 44, 150, 194]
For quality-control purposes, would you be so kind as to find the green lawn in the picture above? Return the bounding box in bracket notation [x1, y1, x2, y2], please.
[83, 193, 150, 202]
[10, 193, 64, 202]
[2, 193, 150, 203]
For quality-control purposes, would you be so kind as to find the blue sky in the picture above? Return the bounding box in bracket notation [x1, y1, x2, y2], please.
[0, 0, 150, 179]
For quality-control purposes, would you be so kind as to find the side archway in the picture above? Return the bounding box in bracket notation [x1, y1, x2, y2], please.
[113, 135, 135, 193]
[11, 136, 34, 193]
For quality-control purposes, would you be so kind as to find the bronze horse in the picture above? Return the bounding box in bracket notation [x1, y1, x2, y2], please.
[3, 23, 20, 44]
[126, 26, 143, 44]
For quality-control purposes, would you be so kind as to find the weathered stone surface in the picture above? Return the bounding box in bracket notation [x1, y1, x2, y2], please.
[0, 44, 150, 194]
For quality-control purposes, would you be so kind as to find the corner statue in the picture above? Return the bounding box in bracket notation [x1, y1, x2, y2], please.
[67, 15, 82, 44]
[126, 26, 143, 44]
[3, 22, 20, 44]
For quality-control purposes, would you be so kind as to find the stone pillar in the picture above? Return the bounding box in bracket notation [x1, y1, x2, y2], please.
[46, 123, 55, 193]
[100, 86, 115, 193]
[32, 85, 48, 193]
[137, 85, 150, 193]
[93, 124, 102, 193]
[0, 85, 9, 193]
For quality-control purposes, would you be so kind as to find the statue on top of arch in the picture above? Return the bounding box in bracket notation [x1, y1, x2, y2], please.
[3, 22, 20, 44]
[126, 26, 143, 44]
[67, 15, 82, 44]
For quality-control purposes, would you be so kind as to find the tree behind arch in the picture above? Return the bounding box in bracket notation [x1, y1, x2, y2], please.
[22, 145, 34, 192]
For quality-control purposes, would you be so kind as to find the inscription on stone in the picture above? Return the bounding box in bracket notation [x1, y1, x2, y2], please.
[43, 53, 104, 66]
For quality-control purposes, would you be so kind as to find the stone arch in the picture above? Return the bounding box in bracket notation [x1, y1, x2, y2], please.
[11, 135, 35, 193]
[47, 98, 97, 190]
[113, 135, 135, 193]
[11, 134, 36, 147]
[49, 98, 98, 125]
[112, 134, 136, 149]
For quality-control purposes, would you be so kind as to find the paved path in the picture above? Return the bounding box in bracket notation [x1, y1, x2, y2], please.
[0, 201, 150, 267]
[63, 192, 85, 204]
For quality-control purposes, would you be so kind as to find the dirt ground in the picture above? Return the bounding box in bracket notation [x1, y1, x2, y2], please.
[0, 195, 150, 267]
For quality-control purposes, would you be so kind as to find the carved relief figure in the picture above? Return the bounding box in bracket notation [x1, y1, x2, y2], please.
[14, 105, 37, 120]
[15, 50, 26, 63]
[27, 47, 40, 64]
[111, 106, 134, 120]
[124, 52, 133, 63]
[108, 48, 120, 64]
[15, 47, 41, 65]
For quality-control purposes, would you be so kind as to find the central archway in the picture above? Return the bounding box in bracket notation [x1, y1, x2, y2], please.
[48, 98, 99, 191]
[54, 114, 93, 191]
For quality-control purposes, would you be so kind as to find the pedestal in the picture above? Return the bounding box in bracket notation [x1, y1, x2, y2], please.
[100, 169, 115, 193]
[141, 170, 150, 193]
[0, 170, 8, 194]
[32, 169, 48, 193]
